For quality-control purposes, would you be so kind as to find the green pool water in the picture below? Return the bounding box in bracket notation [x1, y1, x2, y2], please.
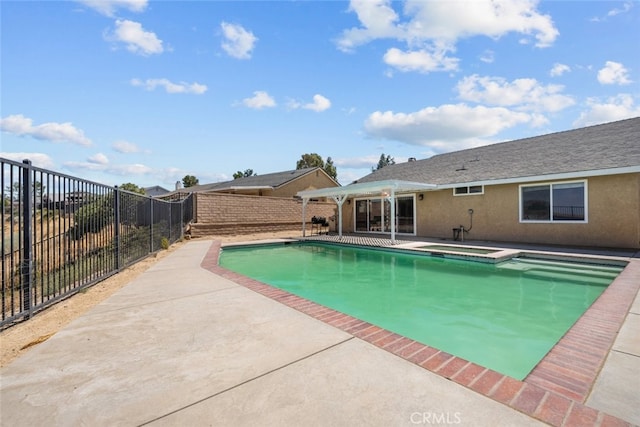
[219, 242, 623, 379]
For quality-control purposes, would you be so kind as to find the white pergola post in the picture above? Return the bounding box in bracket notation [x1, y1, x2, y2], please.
[332, 195, 346, 239]
[389, 188, 396, 244]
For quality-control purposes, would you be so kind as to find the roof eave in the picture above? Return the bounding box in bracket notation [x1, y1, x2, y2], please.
[206, 185, 274, 192]
[437, 165, 640, 189]
[299, 166, 639, 198]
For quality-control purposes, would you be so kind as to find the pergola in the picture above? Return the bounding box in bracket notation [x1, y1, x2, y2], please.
[297, 180, 437, 244]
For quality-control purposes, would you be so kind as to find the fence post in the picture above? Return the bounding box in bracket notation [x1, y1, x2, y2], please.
[21, 159, 33, 318]
[114, 186, 120, 271]
[168, 202, 172, 242]
[150, 199, 154, 253]
[180, 199, 184, 240]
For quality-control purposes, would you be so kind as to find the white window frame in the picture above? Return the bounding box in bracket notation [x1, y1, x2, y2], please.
[519, 179, 588, 223]
[453, 185, 484, 196]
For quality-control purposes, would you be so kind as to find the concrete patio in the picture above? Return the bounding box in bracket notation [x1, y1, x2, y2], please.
[1, 239, 638, 426]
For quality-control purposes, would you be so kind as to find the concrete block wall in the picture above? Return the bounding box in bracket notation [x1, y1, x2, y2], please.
[191, 192, 335, 236]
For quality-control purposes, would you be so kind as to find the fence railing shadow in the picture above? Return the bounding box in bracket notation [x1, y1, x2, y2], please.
[1, 158, 193, 328]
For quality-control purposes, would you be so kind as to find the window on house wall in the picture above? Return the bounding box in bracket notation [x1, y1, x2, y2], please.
[454, 185, 484, 196]
[520, 181, 586, 222]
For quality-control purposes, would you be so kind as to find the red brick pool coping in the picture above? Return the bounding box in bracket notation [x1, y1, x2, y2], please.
[201, 240, 639, 427]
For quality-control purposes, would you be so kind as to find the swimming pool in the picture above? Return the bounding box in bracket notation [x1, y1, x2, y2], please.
[219, 242, 624, 379]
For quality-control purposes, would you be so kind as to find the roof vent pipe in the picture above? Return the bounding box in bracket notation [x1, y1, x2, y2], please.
[408, 157, 416, 162]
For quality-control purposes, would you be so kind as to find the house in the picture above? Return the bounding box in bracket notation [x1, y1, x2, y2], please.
[165, 167, 339, 237]
[40, 191, 92, 213]
[298, 117, 640, 249]
[143, 185, 170, 197]
[164, 167, 339, 199]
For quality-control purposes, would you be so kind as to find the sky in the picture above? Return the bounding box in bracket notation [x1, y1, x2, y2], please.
[1, 0, 639, 189]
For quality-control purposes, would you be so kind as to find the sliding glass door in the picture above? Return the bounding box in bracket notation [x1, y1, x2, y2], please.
[354, 196, 415, 234]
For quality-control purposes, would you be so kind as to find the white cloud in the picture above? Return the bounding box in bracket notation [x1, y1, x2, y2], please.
[337, 0, 559, 73]
[112, 140, 142, 153]
[220, 22, 257, 59]
[304, 94, 332, 112]
[550, 63, 571, 77]
[63, 161, 106, 172]
[405, 0, 558, 47]
[479, 49, 494, 64]
[242, 91, 276, 109]
[336, 0, 403, 52]
[608, 1, 633, 17]
[597, 61, 632, 85]
[108, 163, 153, 176]
[0, 114, 92, 146]
[130, 78, 207, 94]
[287, 94, 332, 112]
[335, 155, 385, 169]
[0, 152, 55, 169]
[64, 160, 153, 176]
[88, 153, 109, 165]
[592, 1, 634, 21]
[76, 0, 148, 17]
[0, 114, 32, 134]
[107, 19, 163, 56]
[336, 170, 365, 185]
[363, 103, 534, 150]
[456, 74, 575, 113]
[573, 94, 640, 127]
[383, 47, 459, 73]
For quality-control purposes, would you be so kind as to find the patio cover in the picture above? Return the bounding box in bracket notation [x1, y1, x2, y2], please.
[297, 180, 437, 244]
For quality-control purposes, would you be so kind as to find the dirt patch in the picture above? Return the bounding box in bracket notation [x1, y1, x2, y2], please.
[0, 231, 302, 368]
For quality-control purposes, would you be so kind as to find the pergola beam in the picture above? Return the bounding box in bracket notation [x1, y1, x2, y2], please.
[297, 180, 437, 241]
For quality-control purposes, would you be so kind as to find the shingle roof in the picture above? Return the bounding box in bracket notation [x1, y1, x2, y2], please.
[175, 167, 330, 193]
[356, 117, 640, 186]
[143, 185, 170, 196]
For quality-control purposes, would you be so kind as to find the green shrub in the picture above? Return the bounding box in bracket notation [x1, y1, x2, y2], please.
[71, 194, 114, 239]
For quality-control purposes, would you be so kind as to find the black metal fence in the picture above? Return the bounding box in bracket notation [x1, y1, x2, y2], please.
[1, 158, 194, 328]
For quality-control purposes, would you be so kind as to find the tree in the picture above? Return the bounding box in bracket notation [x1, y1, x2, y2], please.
[233, 169, 257, 179]
[373, 153, 395, 171]
[296, 153, 338, 181]
[119, 182, 145, 194]
[324, 157, 337, 181]
[5, 181, 46, 200]
[182, 175, 199, 188]
[296, 153, 324, 169]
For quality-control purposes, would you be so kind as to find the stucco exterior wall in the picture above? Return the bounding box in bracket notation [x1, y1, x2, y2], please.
[418, 174, 639, 248]
[340, 173, 640, 249]
[192, 192, 336, 236]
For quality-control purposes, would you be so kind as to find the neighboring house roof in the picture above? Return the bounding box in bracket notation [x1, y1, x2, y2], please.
[143, 185, 170, 197]
[167, 167, 339, 195]
[356, 117, 640, 188]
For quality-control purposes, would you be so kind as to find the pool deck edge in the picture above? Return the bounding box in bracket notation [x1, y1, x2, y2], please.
[209, 239, 640, 427]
